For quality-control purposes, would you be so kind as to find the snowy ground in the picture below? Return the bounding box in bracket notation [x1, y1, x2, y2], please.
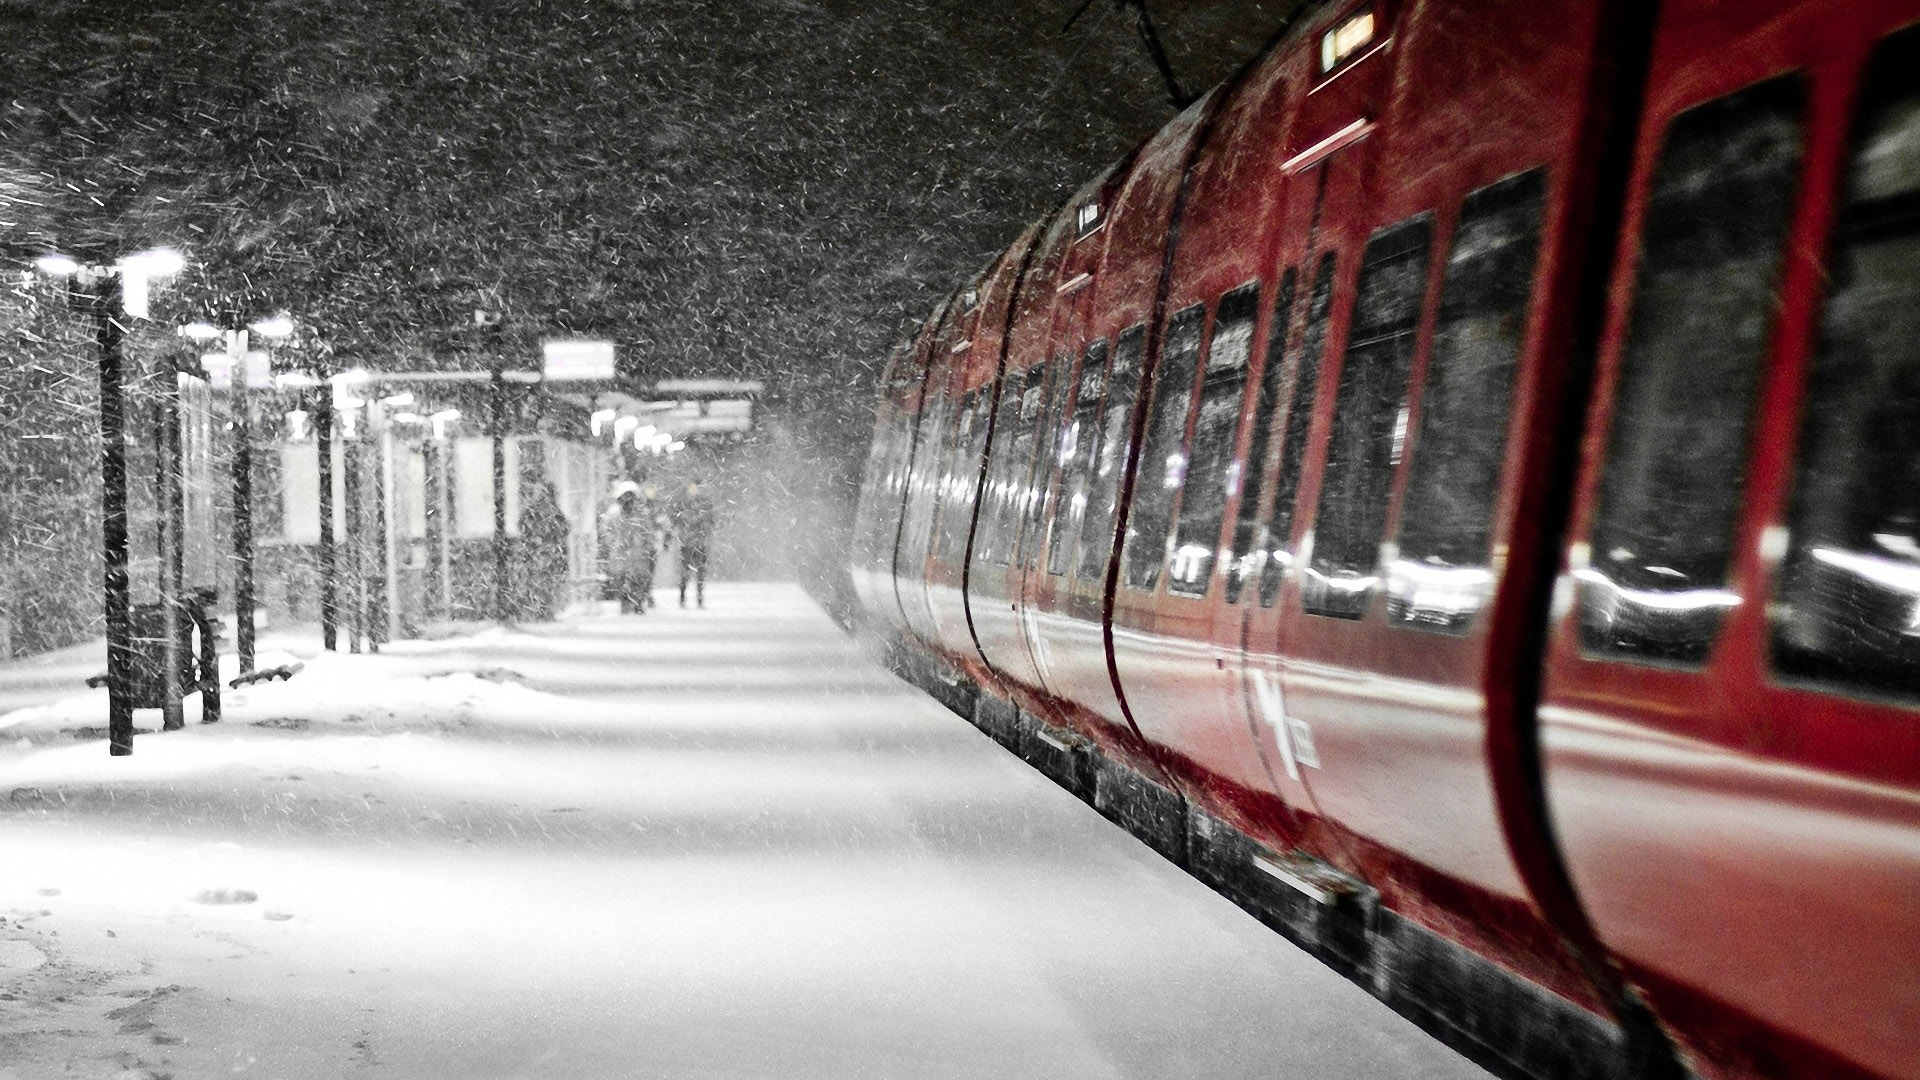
[0, 583, 1487, 1080]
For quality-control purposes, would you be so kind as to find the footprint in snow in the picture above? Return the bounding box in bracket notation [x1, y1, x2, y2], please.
[191, 889, 257, 906]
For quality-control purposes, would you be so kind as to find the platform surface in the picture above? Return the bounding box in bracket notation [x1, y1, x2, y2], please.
[0, 582, 1489, 1079]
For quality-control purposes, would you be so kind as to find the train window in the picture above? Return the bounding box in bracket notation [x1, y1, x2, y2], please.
[1167, 283, 1262, 597]
[1004, 368, 1048, 566]
[1225, 270, 1297, 605]
[1077, 326, 1147, 582]
[1023, 352, 1077, 570]
[1579, 76, 1806, 665]
[1049, 339, 1110, 576]
[1122, 305, 1208, 592]
[905, 380, 956, 556]
[936, 388, 990, 561]
[1260, 254, 1337, 606]
[1305, 216, 1433, 619]
[1771, 30, 1920, 704]
[1389, 169, 1547, 634]
[976, 364, 1027, 566]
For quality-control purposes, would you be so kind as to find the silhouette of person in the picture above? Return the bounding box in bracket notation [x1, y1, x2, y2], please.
[599, 482, 659, 614]
[670, 480, 715, 608]
[517, 480, 570, 621]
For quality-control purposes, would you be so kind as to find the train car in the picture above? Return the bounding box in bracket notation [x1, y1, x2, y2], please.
[852, 1, 1920, 1078]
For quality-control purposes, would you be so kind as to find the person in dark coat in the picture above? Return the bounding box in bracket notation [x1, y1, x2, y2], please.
[670, 480, 715, 608]
[599, 482, 659, 614]
[517, 480, 571, 621]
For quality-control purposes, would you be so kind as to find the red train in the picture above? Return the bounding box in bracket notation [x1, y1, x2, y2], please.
[850, 1, 1920, 1078]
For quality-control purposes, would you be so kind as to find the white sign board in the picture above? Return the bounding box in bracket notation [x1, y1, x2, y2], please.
[542, 339, 616, 381]
[199, 350, 272, 391]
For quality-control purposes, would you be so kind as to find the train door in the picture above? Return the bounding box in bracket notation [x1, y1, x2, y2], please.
[1020, 278, 1098, 699]
[900, 301, 978, 646]
[1235, 159, 1376, 858]
[871, 314, 943, 639]
[1541, 6, 1920, 1077]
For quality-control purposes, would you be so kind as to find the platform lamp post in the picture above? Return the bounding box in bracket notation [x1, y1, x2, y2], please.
[180, 312, 293, 676]
[471, 306, 511, 625]
[33, 246, 186, 756]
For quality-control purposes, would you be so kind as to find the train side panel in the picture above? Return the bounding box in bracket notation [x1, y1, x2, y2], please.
[1542, 2, 1920, 1076]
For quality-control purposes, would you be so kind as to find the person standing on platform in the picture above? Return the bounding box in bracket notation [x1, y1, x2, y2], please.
[599, 482, 658, 614]
[517, 480, 571, 621]
[670, 480, 715, 608]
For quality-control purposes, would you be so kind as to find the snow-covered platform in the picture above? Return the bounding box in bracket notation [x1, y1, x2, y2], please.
[0, 583, 1487, 1079]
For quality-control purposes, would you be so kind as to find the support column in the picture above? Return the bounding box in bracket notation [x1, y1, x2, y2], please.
[90, 275, 135, 756]
[491, 364, 509, 623]
[371, 405, 394, 648]
[158, 365, 185, 732]
[342, 425, 364, 654]
[423, 437, 447, 623]
[316, 383, 337, 651]
[229, 328, 256, 674]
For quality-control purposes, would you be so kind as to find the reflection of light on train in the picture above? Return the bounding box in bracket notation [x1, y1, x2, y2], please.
[848, 3, 1920, 1079]
[1570, 566, 1743, 612]
[1385, 560, 1492, 621]
[1808, 546, 1920, 632]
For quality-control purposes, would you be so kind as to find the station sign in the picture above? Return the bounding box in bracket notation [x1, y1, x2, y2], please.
[199, 350, 272, 390]
[542, 339, 616, 381]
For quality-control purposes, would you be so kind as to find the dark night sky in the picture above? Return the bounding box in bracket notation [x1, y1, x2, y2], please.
[2, 0, 1293, 443]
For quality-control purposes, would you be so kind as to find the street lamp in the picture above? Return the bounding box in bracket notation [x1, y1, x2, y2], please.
[33, 246, 186, 755]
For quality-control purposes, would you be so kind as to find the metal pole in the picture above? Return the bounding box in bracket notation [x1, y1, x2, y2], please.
[159, 364, 185, 732]
[316, 383, 337, 651]
[91, 274, 134, 755]
[343, 425, 363, 654]
[229, 328, 255, 673]
[423, 437, 446, 623]
[371, 403, 394, 648]
[491, 362, 509, 623]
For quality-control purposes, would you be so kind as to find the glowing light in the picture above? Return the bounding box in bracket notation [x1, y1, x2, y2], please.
[118, 247, 185, 278]
[379, 391, 415, 407]
[249, 314, 295, 339]
[1319, 8, 1375, 72]
[34, 254, 80, 277]
[179, 321, 223, 342]
[590, 408, 616, 437]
